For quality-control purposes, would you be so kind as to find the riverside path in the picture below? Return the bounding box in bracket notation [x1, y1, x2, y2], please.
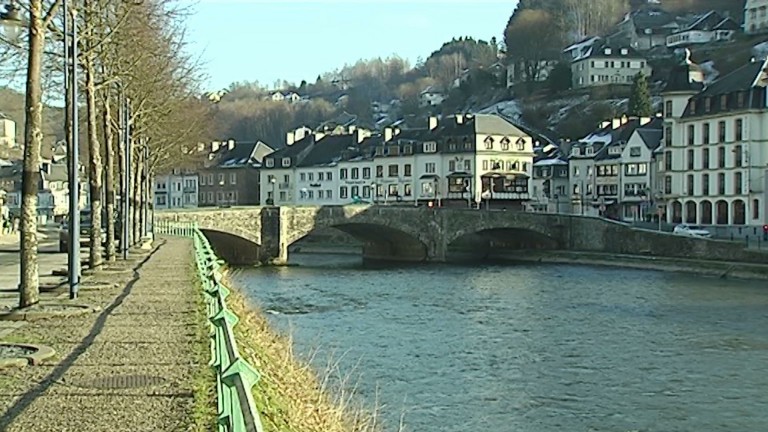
[0, 237, 211, 432]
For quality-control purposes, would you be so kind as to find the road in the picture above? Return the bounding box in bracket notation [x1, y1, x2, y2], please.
[0, 228, 70, 293]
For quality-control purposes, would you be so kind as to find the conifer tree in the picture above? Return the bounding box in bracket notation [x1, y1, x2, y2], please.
[629, 72, 653, 117]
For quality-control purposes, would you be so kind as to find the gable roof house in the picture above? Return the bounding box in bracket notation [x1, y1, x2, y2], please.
[666, 11, 740, 48]
[567, 38, 652, 89]
[198, 139, 275, 207]
[615, 7, 680, 51]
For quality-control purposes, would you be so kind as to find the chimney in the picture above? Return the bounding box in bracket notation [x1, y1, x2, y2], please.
[313, 131, 326, 142]
[456, 114, 464, 124]
[286, 131, 295, 146]
[384, 127, 393, 143]
[600, 121, 610, 129]
[196, 142, 204, 152]
[211, 141, 221, 152]
[640, 116, 652, 125]
[428, 116, 439, 130]
[611, 118, 621, 129]
[227, 139, 235, 150]
[41, 162, 51, 175]
[355, 128, 368, 144]
[620, 115, 628, 125]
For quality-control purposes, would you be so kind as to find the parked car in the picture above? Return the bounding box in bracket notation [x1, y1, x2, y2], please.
[59, 210, 121, 252]
[673, 224, 712, 238]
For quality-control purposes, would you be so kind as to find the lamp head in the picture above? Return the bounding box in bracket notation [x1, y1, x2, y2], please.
[0, 2, 23, 41]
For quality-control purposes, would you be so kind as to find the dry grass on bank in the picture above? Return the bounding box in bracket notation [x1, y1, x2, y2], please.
[225, 285, 388, 432]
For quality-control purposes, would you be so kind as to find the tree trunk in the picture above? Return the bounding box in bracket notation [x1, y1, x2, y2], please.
[85, 58, 103, 269]
[102, 91, 116, 261]
[19, 0, 45, 308]
[132, 148, 141, 245]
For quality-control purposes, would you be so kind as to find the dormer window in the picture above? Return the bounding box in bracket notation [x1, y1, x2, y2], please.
[515, 137, 525, 151]
[423, 141, 437, 153]
[737, 92, 745, 108]
[585, 147, 594, 156]
[604, 48, 612, 55]
[720, 94, 727, 108]
[375, 146, 384, 156]
[387, 145, 400, 156]
[404, 144, 413, 155]
[609, 146, 621, 155]
[704, 97, 711, 113]
[620, 48, 628, 55]
[484, 136, 494, 150]
[463, 137, 472, 150]
[500, 137, 510, 150]
[690, 100, 697, 113]
[281, 157, 291, 167]
[571, 147, 581, 156]
[265, 158, 274, 168]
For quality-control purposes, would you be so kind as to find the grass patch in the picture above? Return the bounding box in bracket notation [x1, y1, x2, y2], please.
[188, 264, 218, 432]
[224, 283, 387, 432]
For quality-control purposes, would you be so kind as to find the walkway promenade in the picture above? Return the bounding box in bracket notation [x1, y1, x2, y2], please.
[0, 238, 211, 431]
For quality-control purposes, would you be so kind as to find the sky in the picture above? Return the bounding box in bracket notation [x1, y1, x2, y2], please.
[185, 0, 519, 92]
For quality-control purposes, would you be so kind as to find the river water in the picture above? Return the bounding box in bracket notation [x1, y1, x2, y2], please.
[232, 253, 768, 432]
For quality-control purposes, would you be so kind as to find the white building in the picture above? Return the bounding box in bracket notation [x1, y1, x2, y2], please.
[261, 114, 535, 209]
[661, 56, 768, 228]
[745, 0, 768, 35]
[154, 168, 198, 209]
[619, 119, 663, 221]
[566, 38, 652, 89]
[0, 116, 15, 149]
[665, 11, 739, 48]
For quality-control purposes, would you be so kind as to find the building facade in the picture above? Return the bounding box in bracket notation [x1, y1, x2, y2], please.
[199, 140, 274, 207]
[661, 57, 768, 228]
[155, 168, 198, 210]
[569, 40, 652, 89]
[745, 0, 768, 34]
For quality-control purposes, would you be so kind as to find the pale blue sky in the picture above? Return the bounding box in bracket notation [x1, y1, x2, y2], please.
[185, 0, 519, 92]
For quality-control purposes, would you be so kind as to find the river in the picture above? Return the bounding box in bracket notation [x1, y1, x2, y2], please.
[231, 253, 768, 432]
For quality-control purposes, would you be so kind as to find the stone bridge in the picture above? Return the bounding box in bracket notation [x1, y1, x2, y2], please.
[156, 205, 768, 266]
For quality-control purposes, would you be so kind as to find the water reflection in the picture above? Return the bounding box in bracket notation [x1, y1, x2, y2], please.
[233, 253, 768, 432]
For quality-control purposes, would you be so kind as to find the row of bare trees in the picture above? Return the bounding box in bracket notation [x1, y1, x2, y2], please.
[1, 0, 210, 308]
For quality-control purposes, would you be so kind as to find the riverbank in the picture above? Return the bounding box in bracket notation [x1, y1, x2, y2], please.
[493, 250, 768, 280]
[289, 244, 768, 280]
[222, 275, 382, 432]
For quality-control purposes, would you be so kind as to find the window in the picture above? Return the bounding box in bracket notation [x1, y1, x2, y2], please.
[404, 184, 412, 196]
[351, 167, 359, 179]
[326, 189, 332, 199]
[404, 145, 413, 155]
[327, 172, 333, 181]
[702, 148, 709, 169]
[404, 164, 412, 177]
[665, 100, 672, 118]
[702, 174, 709, 195]
[718, 173, 725, 195]
[449, 160, 455, 171]
[362, 167, 370, 179]
[207, 174, 214, 185]
[665, 126, 672, 147]
[687, 149, 694, 170]
[735, 119, 743, 141]
[704, 98, 711, 113]
[702, 123, 710, 145]
[318, 190, 324, 199]
[516, 137, 525, 151]
[362, 186, 370, 198]
[340, 168, 348, 180]
[629, 147, 641, 157]
[388, 184, 398, 196]
[464, 160, 471, 171]
[218, 173, 225, 185]
[753, 199, 760, 220]
[718, 147, 726, 168]
[351, 186, 359, 198]
[734, 145, 743, 166]
[484, 136, 493, 150]
[424, 142, 437, 153]
[737, 92, 745, 108]
[718, 121, 726, 142]
[687, 125, 695, 145]
[340, 186, 348, 199]
[734, 172, 743, 194]
[572, 166, 580, 177]
[281, 157, 290, 167]
[388, 165, 399, 177]
[720, 94, 728, 109]
[375, 165, 383, 178]
[687, 174, 694, 196]
[265, 158, 274, 168]
[664, 151, 672, 171]
[300, 173, 306, 182]
[500, 138, 510, 150]
[308, 172, 314, 181]
[318, 172, 324, 181]
[425, 162, 436, 173]
[664, 176, 672, 194]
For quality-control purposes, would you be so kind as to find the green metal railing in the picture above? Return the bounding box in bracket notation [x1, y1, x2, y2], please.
[158, 221, 264, 432]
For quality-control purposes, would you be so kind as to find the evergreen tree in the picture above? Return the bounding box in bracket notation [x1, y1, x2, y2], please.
[629, 72, 653, 117]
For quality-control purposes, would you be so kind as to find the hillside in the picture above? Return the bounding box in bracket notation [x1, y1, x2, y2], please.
[0, 87, 65, 156]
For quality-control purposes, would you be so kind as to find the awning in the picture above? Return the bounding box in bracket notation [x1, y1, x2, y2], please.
[481, 170, 529, 180]
[419, 174, 440, 180]
[447, 171, 472, 178]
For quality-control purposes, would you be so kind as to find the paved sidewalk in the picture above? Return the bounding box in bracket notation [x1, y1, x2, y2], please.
[0, 237, 210, 432]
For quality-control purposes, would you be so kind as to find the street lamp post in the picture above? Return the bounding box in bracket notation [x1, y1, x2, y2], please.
[66, 1, 81, 299]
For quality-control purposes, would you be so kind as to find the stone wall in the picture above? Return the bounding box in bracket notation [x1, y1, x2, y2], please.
[156, 206, 768, 266]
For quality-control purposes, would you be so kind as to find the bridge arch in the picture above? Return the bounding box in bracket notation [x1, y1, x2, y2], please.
[198, 228, 262, 265]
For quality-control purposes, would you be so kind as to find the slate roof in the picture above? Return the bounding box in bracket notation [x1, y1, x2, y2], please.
[437, 114, 526, 137]
[637, 129, 663, 151]
[210, 141, 265, 169]
[682, 58, 768, 118]
[296, 134, 357, 168]
[625, 7, 677, 34]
